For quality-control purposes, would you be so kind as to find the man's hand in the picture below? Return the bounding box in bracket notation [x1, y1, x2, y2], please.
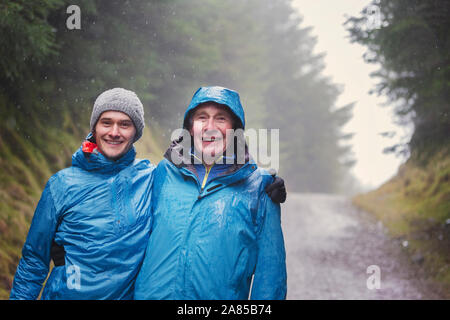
[51, 241, 65, 266]
[265, 174, 287, 204]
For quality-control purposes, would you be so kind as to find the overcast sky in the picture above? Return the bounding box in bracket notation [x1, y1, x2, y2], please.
[291, 0, 411, 189]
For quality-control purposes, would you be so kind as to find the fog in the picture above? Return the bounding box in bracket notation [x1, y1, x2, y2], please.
[292, 0, 412, 189]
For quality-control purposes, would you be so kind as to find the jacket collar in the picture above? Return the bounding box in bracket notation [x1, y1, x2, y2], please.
[72, 133, 136, 174]
[163, 135, 257, 185]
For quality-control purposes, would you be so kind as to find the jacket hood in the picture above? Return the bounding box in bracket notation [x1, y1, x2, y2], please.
[183, 86, 245, 129]
[72, 133, 136, 173]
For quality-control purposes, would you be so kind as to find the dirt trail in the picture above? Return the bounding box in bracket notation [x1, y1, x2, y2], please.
[282, 193, 444, 299]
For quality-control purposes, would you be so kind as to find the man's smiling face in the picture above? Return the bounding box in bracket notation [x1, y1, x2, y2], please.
[94, 110, 136, 160]
[189, 103, 234, 162]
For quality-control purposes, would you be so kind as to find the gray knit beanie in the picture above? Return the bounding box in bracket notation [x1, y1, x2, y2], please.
[90, 88, 145, 142]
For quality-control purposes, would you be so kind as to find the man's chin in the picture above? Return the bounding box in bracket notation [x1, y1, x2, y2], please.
[100, 148, 129, 161]
[199, 149, 226, 163]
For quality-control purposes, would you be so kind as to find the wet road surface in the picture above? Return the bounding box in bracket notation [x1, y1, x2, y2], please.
[282, 193, 443, 299]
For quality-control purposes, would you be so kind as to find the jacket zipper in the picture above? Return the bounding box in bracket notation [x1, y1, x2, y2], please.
[200, 164, 213, 193]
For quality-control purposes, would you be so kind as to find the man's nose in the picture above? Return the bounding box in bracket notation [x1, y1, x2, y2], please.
[109, 124, 120, 137]
[204, 118, 216, 131]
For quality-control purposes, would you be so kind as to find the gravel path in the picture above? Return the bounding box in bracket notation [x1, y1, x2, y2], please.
[282, 193, 444, 299]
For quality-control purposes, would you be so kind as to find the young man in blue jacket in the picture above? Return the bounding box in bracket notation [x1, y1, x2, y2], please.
[9, 88, 154, 299]
[134, 86, 287, 300]
[9, 87, 286, 300]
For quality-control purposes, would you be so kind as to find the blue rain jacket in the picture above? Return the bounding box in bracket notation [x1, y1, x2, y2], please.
[10, 141, 154, 300]
[134, 86, 287, 299]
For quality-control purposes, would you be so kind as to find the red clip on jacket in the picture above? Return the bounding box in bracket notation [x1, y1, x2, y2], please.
[82, 141, 98, 153]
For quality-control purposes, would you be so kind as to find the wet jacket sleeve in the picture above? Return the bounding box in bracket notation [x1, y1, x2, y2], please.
[250, 194, 287, 300]
[10, 181, 59, 300]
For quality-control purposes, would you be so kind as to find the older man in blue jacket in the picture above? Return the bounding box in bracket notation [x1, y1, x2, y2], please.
[9, 87, 286, 300]
[135, 86, 287, 300]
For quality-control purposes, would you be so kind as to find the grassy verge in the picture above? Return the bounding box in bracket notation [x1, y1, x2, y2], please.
[352, 148, 450, 298]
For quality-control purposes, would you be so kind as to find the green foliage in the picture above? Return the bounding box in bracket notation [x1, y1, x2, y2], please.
[0, 0, 64, 81]
[345, 0, 450, 160]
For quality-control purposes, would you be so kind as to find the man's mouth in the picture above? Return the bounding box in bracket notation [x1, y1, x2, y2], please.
[105, 140, 123, 145]
[202, 136, 221, 142]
